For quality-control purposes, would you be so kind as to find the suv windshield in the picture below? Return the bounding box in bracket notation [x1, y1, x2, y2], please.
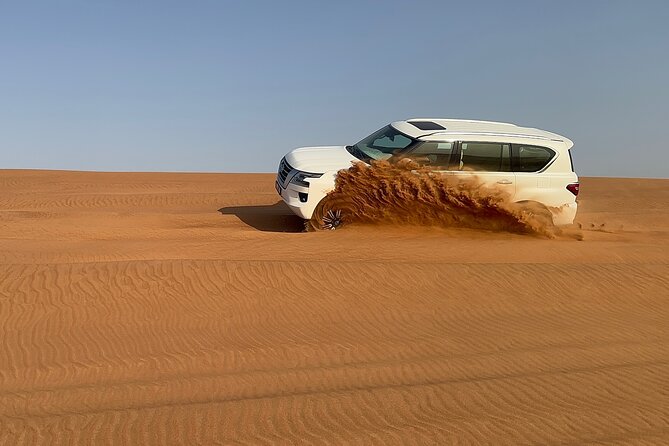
[347, 126, 416, 162]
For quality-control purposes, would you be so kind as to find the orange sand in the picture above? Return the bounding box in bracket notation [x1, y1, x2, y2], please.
[1, 170, 668, 444]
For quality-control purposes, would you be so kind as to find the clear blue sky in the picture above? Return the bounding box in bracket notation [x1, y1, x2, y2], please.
[1, 0, 668, 177]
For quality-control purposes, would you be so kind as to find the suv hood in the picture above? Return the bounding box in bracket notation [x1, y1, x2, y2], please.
[284, 146, 360, 173]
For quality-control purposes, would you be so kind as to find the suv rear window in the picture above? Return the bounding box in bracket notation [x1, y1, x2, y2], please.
[512, 145, 556, 172]
[569, 150, 575, 172]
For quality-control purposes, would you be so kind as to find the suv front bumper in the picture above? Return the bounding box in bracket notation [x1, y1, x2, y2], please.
[275, 179, 318, 219]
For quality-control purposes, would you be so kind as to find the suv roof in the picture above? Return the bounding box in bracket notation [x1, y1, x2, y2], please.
[392, 118, 574, 149]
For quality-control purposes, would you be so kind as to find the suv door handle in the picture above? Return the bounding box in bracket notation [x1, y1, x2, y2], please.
[496, 179, 512, 184]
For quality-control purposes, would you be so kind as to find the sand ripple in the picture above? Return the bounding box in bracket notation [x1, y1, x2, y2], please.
[0, 170, 668, 444]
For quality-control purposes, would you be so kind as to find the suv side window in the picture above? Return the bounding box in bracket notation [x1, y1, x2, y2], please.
[512, 145, 556, 172]
[406, 142, 454, 169]
[459, 142, 511, 172]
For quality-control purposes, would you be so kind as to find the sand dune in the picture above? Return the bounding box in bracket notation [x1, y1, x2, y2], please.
[1, 170, 668, 444]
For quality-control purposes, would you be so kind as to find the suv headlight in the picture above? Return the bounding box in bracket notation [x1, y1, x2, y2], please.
[290, 171, 323, 187]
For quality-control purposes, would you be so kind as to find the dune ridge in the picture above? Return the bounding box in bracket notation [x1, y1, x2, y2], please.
[0, 169, 668, 444]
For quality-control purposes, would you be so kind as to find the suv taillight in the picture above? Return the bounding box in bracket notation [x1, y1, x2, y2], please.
[567, 183, 580, 196]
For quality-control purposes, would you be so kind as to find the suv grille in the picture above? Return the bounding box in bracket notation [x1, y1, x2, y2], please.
[277, 158, 292, 184]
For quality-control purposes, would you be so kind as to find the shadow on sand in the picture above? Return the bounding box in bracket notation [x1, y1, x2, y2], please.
[218, 202, 305, 233]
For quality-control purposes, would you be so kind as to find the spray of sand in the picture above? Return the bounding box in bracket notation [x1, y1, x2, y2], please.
[308, 160, 560, 237]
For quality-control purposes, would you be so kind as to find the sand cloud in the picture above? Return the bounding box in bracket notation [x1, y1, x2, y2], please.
[309, 160, 559, 237]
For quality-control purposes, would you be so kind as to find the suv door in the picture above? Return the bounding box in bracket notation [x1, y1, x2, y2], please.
[511, 144, 558, 203]
[404, 141, 515, 197]
[446, 141, 516, 198]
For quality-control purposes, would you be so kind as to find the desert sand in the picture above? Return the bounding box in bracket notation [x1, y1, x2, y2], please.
[1, 169, 668, 445]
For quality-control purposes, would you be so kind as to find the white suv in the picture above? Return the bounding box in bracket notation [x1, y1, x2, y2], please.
[276, 119, 579, 225]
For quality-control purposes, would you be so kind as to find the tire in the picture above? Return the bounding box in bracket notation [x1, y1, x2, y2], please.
[307, 196, 355, 231]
